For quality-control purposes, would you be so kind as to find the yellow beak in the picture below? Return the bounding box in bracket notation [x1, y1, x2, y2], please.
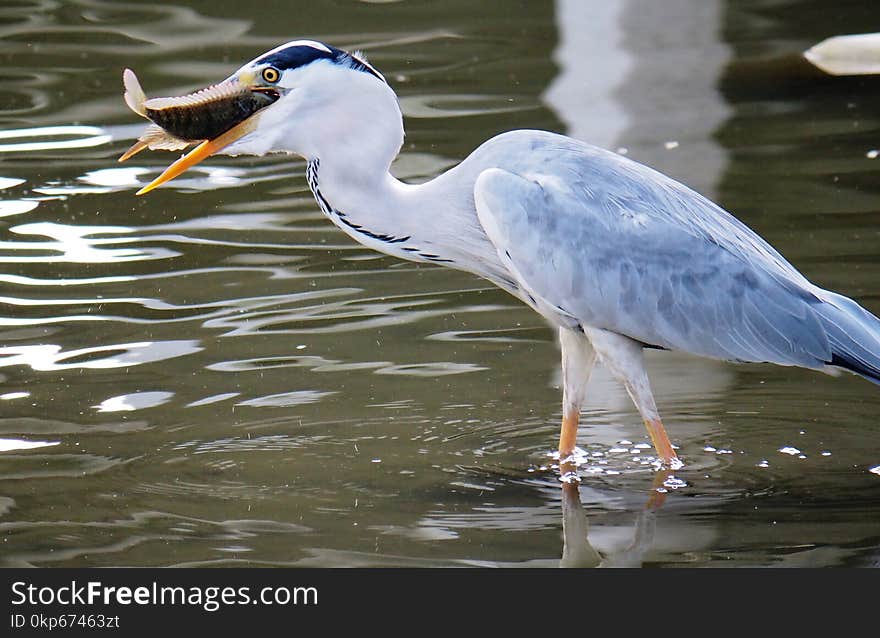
[119, 68, 274, 195]
[133, 115, 260, 196]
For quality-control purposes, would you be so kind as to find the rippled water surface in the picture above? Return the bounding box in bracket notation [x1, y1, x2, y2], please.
[1, 0, 880, 568]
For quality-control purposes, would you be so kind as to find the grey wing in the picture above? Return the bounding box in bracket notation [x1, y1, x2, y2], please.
[473, 157, 833, 369]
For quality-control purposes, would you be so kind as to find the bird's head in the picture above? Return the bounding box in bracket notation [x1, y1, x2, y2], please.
[127, 40, 403, 194]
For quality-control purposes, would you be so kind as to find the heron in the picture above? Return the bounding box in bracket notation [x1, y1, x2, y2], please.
[121, 40, 880, 472]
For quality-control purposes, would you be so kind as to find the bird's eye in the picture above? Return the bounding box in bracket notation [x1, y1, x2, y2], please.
[262, 67, 280, 83]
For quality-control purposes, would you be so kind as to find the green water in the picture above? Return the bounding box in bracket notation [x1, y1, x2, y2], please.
[0, 0, 879, 567]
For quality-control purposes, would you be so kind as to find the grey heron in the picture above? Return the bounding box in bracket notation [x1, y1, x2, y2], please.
[121, 40, 880, 473]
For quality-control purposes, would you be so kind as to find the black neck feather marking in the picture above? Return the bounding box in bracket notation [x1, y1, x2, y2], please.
[306, 160, 412, 246]
[258, 43, 385, 84]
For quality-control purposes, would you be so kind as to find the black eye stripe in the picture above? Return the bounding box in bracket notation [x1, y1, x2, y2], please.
[255, 43, 385, 84]
[258, 44, 332, 70]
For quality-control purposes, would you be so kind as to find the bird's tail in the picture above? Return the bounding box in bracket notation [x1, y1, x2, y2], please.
[815, 290, 880, 385]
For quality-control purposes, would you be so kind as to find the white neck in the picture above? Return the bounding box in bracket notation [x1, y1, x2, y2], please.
[306, 158, 419, 255]
[306, 143, 513, 293]
[260, 63, 511, 289]
[300, 82, 483, 263]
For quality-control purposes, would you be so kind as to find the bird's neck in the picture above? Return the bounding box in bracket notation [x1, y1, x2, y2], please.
[304, 129, 515, 293]
[305, 154, 459, 266]
[307, 158, 412, 250]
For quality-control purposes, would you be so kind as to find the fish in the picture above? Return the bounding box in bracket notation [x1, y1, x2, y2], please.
[119, 68, 278, 162]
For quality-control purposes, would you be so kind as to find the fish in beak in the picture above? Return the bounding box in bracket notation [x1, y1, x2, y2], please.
[119, 69, 279, 195]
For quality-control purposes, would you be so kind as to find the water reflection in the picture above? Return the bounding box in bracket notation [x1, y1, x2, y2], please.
[0, 125, 110, 153]
[95, 391, 175, 412]
[546, 0, 731, 195]
[0, 340, 202, 371]
[0, 222, 176, 264]
[0, 438, 59, 452]
[559, 475, 674, 568]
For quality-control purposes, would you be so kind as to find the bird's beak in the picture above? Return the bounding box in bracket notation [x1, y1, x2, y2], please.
[133, 116, 258, 196]
[126, 72, 279, 196]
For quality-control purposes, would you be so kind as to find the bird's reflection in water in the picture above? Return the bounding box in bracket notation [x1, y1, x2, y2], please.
[558, 468, 677, 568]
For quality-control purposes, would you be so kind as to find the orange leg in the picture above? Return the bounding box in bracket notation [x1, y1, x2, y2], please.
[557, 410, 580, 478]
[558, 410, 579, 461]
[644, 417, 680, 469]
[645, 468, 673, 510]
[557, 327, 596, 479]
[581, 327, 683, 471]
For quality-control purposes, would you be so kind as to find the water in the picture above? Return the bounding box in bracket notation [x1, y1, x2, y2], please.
[1, 0, 879, 568]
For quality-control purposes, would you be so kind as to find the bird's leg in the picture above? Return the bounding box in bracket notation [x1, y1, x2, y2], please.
[558, 411, 580, 462]
[559, 480, 601, 567]
[645, 469, 674, 510]
[644, 417, 677, 469]
[628, 393, 679, 469]
[583, 328, 682, 470]
[558, 328, 597, 473]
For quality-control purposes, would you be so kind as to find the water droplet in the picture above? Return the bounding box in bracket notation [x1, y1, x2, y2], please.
[554, 447, 589, 467]
[663, 475, 688, 490]
[867, 149, 879, 159]
[778, 446, 801, 456]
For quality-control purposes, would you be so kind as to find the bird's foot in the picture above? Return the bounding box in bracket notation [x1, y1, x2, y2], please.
[556, 446, 588, 484]
[653, 453, 684, 472]
[646, 469, 688, 509]
[643, 417, 683, 470]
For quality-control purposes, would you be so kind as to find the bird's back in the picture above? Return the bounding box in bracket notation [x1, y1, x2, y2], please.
[467, 129, 808, 288]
